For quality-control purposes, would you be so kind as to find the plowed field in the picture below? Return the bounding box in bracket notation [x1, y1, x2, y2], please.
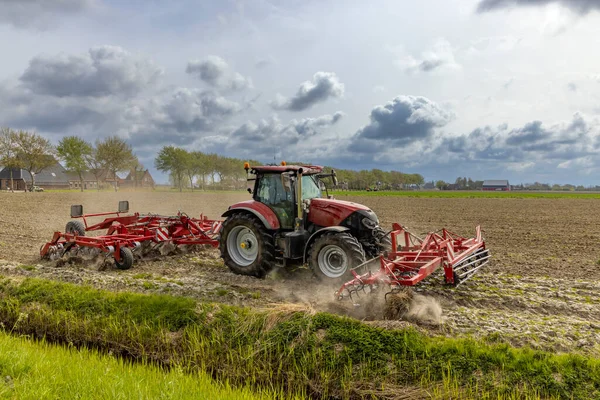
[1, 191, 600, 354]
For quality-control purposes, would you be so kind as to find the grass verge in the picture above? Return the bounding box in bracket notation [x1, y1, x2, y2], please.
[1, 276, 599, 399]
[0, 331, 284, 400]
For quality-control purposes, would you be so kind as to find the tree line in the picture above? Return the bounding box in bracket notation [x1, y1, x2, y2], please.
[6, 130, 597, 193]
[0, 128, 139, 192]
[154, 146, 261, 192]
[154, 147, 425, 191]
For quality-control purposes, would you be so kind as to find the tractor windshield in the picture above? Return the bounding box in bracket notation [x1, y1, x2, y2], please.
[301, 175, 322, 200]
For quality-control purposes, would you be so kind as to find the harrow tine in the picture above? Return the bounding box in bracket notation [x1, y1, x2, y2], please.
[456, 257, 491, 282]
[453, 251, 491, 272]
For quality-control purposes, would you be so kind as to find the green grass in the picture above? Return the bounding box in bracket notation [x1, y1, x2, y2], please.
[1, 276, 599, 399]
[331, 190, 600, 199]
[0, 331, 284, 400]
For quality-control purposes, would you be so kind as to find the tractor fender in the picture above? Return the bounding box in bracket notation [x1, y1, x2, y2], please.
[222, 207, 280, 230]
[303, 226, 350, 263]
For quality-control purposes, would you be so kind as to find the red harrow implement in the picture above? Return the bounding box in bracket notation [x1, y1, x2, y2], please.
[335, 223, 491, 301]
[40, 201, 222, 269]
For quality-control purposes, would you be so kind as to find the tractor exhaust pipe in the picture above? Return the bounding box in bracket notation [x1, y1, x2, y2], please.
[295, 168, 303, 231]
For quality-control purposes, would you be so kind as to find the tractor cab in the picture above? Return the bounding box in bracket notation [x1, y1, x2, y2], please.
[250, 165, 327, 230]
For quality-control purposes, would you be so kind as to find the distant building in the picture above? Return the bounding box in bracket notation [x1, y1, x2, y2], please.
[66, 171, 98, 190]
[0, 161, 71, 190]
[121, 169, 155, 189]
[482, 180, 510, 191]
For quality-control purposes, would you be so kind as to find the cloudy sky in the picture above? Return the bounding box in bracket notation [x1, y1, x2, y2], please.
[1, 0, 600, 184]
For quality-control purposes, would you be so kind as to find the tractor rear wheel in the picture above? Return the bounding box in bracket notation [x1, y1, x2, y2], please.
[309, 232, 366, 280]
[374, 226, 392, 252]
[65, 220, 86, 236]
[220, 213, 275, 278]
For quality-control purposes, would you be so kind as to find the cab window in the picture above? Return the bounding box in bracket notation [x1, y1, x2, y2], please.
[301, 175, 322, 200]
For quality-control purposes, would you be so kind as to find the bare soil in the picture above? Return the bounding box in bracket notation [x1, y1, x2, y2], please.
[1, 190, 600, 354]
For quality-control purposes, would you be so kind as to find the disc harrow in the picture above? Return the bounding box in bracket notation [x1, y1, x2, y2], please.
[40, 201, 222, 269]
[335, 223, 491, 301]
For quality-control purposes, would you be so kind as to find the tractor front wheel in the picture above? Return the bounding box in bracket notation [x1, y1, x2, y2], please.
[309, 232, 366, 280]
[220, 213, 275, 278]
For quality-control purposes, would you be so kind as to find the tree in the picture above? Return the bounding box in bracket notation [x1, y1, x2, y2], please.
[130, 158, 146, 190]
[0, 127, 23, 192]
[56, 136, 92, 192]
[155, 146, 188, 192]
[185, 151, 204, 191]
[86, 147, 103, 191]
[435, 180, 448, 190]
[12, 130, 55, 191]
[95, 136, 136, 192]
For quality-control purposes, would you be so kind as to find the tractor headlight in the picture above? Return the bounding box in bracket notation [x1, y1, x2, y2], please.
[362, 217, 377, 230]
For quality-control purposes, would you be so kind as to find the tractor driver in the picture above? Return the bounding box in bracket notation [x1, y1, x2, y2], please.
[256, 173, 294, 228]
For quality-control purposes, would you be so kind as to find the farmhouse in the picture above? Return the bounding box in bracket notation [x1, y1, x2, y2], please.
[66, 171, 98, 190]
[0, 161, 71, 190]
[482, 180, 510, 191]
[121, 169, 155, 189]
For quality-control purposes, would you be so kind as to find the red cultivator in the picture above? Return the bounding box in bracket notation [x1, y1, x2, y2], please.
[335, 223, 491, 301]
[40, 201, 222, 269]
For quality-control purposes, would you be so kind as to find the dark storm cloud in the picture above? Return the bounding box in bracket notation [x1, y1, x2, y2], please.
[338, 92, 600, 177]
[437, 113, 597, 164]
[227, 112, 344, 159]
[505, 120, 547, 145]
[186, 56, 252, 91]
[271, 72, 344, 112]
[476, 0, 600, 14]
[0, 83, 117, 135]
[20, 46, 163, 98]
[351, 95, 453, 148]
[124, 88, 243, 147]
[0, 0, 94, 28]
[419, 59, 445, 72]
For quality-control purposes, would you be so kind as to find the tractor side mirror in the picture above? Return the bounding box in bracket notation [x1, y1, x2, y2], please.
[331, 169, 338, 186]
[118, 200, 129, 213]
[71, 205, 83, 218]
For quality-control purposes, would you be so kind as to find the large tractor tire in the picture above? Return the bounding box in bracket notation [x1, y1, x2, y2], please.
[308, 232, 366, 280]
[374, 226, 392, 252]
[65, 220, 86, 236]
[219, 213, 276, 278]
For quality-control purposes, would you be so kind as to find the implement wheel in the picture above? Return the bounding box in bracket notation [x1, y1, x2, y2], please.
[308, 232, 366, 280]
[115, 247, 134, 270]
[65, 220, 86, 236]
[219, 213, 275, 278]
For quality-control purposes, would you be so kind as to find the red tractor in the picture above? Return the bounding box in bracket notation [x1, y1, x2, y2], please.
[219, 163, 391, 280]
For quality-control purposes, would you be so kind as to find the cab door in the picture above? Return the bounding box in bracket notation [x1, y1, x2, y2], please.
[254, 173, 295, 229]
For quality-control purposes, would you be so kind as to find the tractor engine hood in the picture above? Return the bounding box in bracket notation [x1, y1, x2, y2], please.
[307, 198, 378, 227]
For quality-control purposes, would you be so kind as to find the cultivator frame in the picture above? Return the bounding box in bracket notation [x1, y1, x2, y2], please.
[335, 223, 491, 301]
[40, 201, 222, 269]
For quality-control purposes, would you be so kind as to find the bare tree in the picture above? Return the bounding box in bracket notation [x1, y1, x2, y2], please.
[0, 127, 23, 192]
[12, 130, 55, 192]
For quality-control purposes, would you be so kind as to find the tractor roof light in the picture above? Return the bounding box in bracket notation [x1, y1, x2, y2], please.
[281, 161, 286, 166]
[244, 162, 250, 171]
